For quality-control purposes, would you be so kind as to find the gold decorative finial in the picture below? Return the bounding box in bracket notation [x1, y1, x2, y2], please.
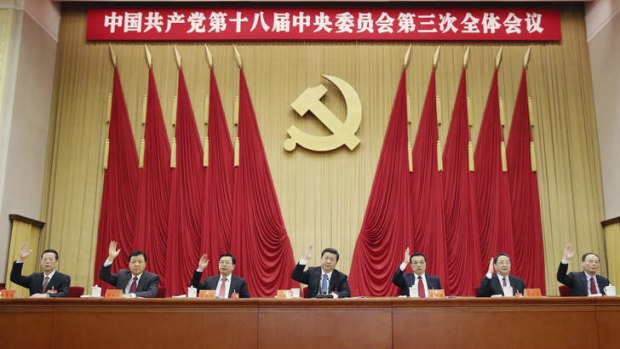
[523, 46, 532, 70]
[174, 46, 182, 69]
[144, 44, 152, 68]
[403, 44, 412, 69]
[495, 46, 503, 69]
[463, 46, 470, 69]
[233, 45, 243, 69]
[433, 46, 441, 68]
[205, 44, 213, 68]
[108, 43, 117, 67]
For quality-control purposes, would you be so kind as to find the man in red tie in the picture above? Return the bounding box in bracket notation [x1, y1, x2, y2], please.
[478, 253, 526, 297]
[557, 243, 611, 296]
[99, 241, 160, 298]
[392, 247, 442, 297]
[10, 243, 71, 297]
[190, 253, 251, 298]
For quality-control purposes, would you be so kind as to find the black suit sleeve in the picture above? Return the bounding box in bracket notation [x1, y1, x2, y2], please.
[557, 262, 574, 287]
[190, 270, 204, 289]
[433, 276, 442, 290]
[10, 261, 31, 289]
[392, 267, 407, 290]
[135, 273, 159, 298]
[291, 263, 310, 284]
[99, 263, 120, 288]
[237, 279, 251, 298]
[335, 275, 351, 298]
[478, 276, 494, 297]
[49, 273, 71, 298]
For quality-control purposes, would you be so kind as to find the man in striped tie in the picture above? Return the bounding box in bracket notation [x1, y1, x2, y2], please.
[557, 243, 611, 296]
[10, 243, 71, 298]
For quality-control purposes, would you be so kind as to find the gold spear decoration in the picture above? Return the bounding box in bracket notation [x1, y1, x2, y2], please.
[203, 44, 213, 167]
[433, 46, 443, 172]
[103, 43, 117, 169]
[233, 45, 242, 167]
[463, 46, 474, 172]
[404, 45, 413, 172]
[523, 46, 537, 172]
[495, 47, 508, 172]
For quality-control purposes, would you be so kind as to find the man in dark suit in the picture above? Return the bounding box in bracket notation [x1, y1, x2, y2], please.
[291, 245, 350, 298]
[478, 253, 526, 297]
[557, 243, 611, 296]
[10, 243, 70, 297]
[392, 248, 442, 297]
[99, 241, 159, 298]
[190, 253, 250, 298]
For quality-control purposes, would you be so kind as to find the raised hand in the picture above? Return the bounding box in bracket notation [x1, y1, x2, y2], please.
[197, 254, 209, 272]
[18, 242, 32, 262]
[403, 247, 411, 264]
[487, 257, 495, 275]
[303, 245, 313, 261]
[108, 241, 121, 261]
[563, 243, 575, 260]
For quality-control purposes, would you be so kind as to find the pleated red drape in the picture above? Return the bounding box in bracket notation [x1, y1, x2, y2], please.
[410, 68, 448, 287]
[230, 70, 296, 297]
[133, 68, 171, 286]
[442, 68, 482, 296]
[94, 67, 139, 288]
[201, 69, 234, 277]
[475, 69, 515, 269]
[165, 69, 204, 296]
[507, 69, 546, 293]
[349, 69, 412, 297]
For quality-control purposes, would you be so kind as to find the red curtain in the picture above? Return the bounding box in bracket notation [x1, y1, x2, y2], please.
[165, 69, 204, 296]
[349, 70, 412, 296]
[230, 70, 296, 297]
[93, 67, 139, 288]
[442, 69, 482, 296]
[133, 68, 171, 285]
[201, 69, 234, 277]
[410, 68, 448, 287]
[475, 69, 515, 269]
[507, 69, 546, 293]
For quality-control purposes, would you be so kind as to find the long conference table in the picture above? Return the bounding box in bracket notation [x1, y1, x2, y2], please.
[1, 297, 619, 348]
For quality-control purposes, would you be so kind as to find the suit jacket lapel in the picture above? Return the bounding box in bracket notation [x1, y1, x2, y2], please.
[34, 273, 43, 293]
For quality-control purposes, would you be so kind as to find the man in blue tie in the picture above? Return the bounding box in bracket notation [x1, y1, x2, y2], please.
[99, 241, 159, 298]
[292, 245, 351, 298]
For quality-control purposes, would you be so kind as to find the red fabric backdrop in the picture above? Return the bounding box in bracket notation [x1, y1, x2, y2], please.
[93, 67, 139, 289]
[475, 69, 515, 269]
[507, 69, 546, 293]
[165, 69, 204, 296]
[410, 68, 448, 286]
[133, 68, 171, 285]
[201, 69, 234, 277]
[349, 69, 412, 296]
[442, 68, 483, 296]
[230, 70, 296, 297]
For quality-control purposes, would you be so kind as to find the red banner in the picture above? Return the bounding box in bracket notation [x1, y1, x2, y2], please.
[87, 7, 561, 41]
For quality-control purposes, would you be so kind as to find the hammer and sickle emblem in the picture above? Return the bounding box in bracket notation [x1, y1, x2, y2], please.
[283, 75, 362, 152]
